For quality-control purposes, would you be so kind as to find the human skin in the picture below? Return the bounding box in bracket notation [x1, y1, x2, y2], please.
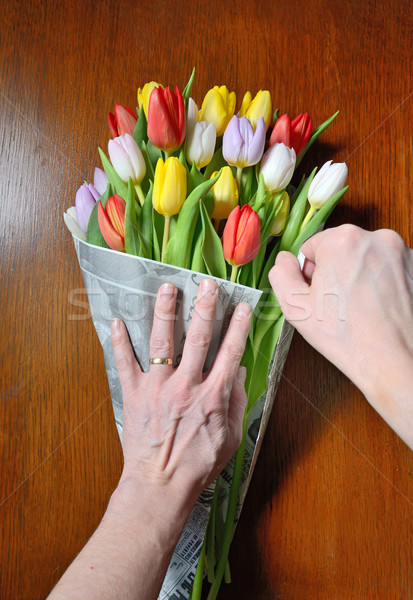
[47, 278, 252, 600]
[269, 224, 413, 449]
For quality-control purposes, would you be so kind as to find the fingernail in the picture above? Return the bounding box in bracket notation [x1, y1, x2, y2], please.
[200, 279, 218, 297]
[237, 366, 247, 384]
[111, 318, 122, 331]
[236, 303, 251, 318]
[159, 283, 176, 301]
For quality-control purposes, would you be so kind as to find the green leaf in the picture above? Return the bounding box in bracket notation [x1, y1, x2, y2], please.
[204, 147, 226, 180]
[182, 67, 196, 109]
[289, 186, 349, 254]
[146, 140, 162, 167]
[273, 108, 279, 123]
[200, 200, 227, 279]
[279, 167, 317, 252]
[295, 111, 339, 169]
[137, 182, 153, 259]
[98, 148, 128, 199]
[86, 183, 112, 248]
[191, 223, 206, 273]
[124, 179, 140, 256]
[164, 173, 220, 268]
[132, 107, 148, 148]
[188, 162, 205, 195]
[152, 205, 164, 262]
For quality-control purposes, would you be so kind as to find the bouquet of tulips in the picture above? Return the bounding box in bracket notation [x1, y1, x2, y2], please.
[64, 69, 348, 599]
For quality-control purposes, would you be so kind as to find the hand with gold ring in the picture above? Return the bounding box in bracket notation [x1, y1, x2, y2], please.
[110, 278, 251, 505]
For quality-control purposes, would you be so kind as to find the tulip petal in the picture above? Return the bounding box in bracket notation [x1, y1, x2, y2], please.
[98, 199, 125, 252]
[75, 184, 96, 233]
[246, 116, 266, 165]
[269, 113, 291, 147]
[64, 207, 87, 241]
[93, 167, 109, 196]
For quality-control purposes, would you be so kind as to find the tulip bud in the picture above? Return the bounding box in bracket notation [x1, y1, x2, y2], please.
[186, 120, 216, 169]
[187, 97, 199, 125]
[98, 194, 126, 252]
[137, 81, 163, 118]
[108, 134, 146, 184]
[210, 167, 239, 220]
[269, 112, 312, 157]
[223, 116, 266, 168]
[108, 104, 138, 138]
[75, 184, 97, 233]
[270, 191, 290, 236]
[222, 205, 261, 267]
[147, 86, 186, 152]
[259, 143, 296, 193]
[93, 167, 109, 197]
[199, 86, 236, 136]
[153, 157, 187, 217]
[290, 113, 312, 157]
[308, 160, 348, 209]
[239, 90, 272, 131]
[269, 114, 291, 147]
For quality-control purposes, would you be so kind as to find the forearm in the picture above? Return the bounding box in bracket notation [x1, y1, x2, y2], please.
[48, 478, 193, 600]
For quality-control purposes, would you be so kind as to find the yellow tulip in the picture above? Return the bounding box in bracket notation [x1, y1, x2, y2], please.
[199, 85, 236, 136]
[211, 167, 239, 220]
[137, 81, 163, 118]
[239, 90, 272, 131]
[270, 191, 290, 236]
[153, 157, 187, 217]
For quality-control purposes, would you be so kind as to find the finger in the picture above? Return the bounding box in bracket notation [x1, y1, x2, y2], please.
[209, 302, 251, 392]
[268, 251, 311, 323]
[149, 283, 177, 378]
[111, 319, 142, 392]
[179, 279, 218, 382]
[299, 229, 326, 262]
[227, 367, 247, 451]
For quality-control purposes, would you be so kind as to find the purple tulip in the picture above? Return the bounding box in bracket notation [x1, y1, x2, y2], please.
[93, 167, 109, 196]
[75, 184, 97, 233]
[222, 115, 266, 168]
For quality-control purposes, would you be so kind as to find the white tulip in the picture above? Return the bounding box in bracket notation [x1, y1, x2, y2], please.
[186, 119, 216, 169]
[308, 160, 348, 209]
[259, 143, 296, 193]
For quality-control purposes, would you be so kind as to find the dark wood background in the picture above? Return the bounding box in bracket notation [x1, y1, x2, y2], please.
[1, 0, 412, 598]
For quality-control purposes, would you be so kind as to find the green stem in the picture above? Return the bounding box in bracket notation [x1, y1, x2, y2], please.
[206, 484, 219, 583]
[236, 166, 243, 190]
[206, 427, 247, 600]
[214, 219, 221, 234]
[164, 149, 171, 160]
[299, 205, 316, 233]
[134, 183, 145, 207]
[191, 537, 206, 600]
[230, 265, 239, 283]
[161, 215, 170, 262]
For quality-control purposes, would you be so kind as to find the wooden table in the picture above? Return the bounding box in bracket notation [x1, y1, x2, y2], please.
[1, 1, 412, 597]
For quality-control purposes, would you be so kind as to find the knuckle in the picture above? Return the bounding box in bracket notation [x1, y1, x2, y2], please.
[223, 341, 244, 362]
[187, 331, 211, 349]
[150, 336, 173, 354]
[376, 228, 405, 252]
[154, 305, 175, 321]
[116, 354, 133, 373]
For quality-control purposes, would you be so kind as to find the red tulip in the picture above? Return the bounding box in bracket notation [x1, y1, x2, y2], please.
[98, 194, 126, 252]
[290, 112, 312, 156]
[222, 205, 261, 266]
[268, 113, 291, 148]
[147, 86, 186, 152]
[269, 112, 312, 157]
[108, 104, 138, 138]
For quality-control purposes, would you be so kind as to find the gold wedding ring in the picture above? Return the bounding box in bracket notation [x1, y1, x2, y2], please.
[149, 357, 173, 365]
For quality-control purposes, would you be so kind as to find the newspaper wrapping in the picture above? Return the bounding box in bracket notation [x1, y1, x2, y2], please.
[73, 237, 294, 599]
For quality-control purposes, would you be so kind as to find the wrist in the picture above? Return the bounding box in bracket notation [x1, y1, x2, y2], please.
[107, 472, 195, 546]
[359, 349, 413, 449]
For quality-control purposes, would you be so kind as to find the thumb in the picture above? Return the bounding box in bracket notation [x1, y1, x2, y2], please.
[269, 251, 312, 324]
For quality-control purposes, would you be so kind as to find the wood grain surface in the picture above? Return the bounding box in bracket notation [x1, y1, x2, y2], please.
[1, 0, 412, 598]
